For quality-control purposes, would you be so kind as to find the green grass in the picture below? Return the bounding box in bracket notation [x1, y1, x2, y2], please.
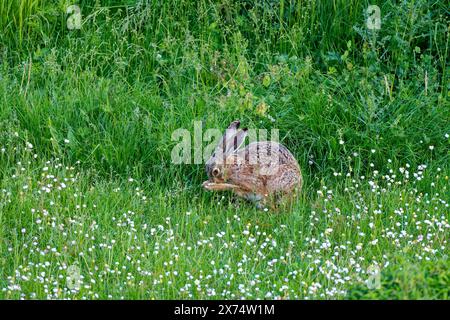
[347, 257, 450, 299]
[0, 0, 449, 299]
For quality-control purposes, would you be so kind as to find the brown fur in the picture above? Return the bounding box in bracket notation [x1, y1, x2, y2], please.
[203, 121, 302, 209]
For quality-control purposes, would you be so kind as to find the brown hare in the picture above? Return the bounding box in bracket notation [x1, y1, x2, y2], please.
[202, 120, 302, 209]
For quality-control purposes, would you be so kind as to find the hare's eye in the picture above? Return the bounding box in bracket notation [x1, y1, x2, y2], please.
[212, 168, 220, 177]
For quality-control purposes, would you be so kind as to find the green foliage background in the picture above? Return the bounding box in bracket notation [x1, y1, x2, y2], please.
[0, 0, 448, 300]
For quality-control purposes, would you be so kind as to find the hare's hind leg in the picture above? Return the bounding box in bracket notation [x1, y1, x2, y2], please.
[237, 191, 267, 210]
[275, 188, 301, 211]
[255, 194, 279, 211]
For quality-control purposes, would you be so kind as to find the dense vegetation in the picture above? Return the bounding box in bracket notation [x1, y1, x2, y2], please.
[0, 0, 448, 299]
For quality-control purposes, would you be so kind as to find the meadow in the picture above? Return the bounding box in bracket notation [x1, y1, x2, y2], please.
[0, 0, 449, 299]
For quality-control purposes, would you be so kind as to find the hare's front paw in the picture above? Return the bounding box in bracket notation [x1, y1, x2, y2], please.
[202, 181, 239, 191]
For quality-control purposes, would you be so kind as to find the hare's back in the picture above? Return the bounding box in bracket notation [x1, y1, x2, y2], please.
[238, 141, 298, 166]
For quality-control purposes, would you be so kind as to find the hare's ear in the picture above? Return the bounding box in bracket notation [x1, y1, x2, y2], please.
[235, 128, 248, 150]
[220, 120, 240, 152]
[224, 128, 247, 154]
[225, 120, 240, 139]
[207, 120, 241, 165]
